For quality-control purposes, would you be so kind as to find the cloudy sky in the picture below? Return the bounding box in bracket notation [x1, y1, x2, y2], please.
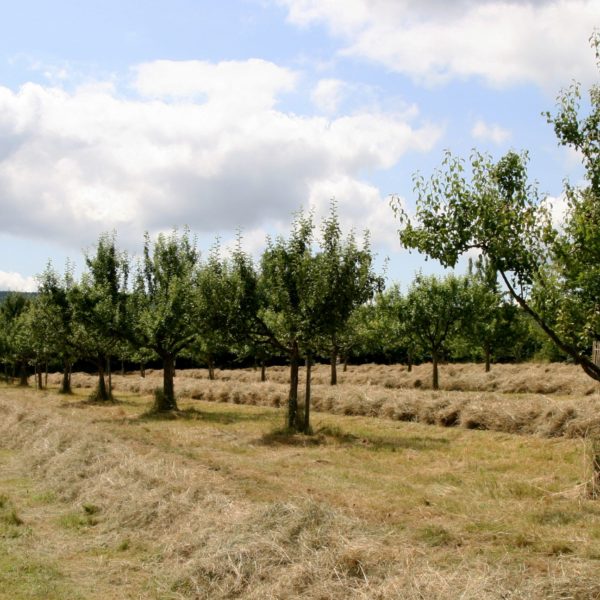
[0, 0, 598, 290]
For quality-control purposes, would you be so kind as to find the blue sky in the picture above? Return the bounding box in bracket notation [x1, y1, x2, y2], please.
[0, 0, 598, 290]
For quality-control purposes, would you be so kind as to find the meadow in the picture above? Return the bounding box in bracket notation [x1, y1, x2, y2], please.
[1, 362, 600, 599]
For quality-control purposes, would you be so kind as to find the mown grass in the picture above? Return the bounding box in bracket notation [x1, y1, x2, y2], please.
[1, 380, 600, 598]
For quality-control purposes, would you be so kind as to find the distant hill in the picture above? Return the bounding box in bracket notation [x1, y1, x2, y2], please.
[0, 291, 37, 303]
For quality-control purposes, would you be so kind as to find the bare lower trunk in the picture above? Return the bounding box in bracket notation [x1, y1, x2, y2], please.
[330, 352, 337, 386]
[260, 361, 266, 382]
[140, 363, 146, 378]
[208, 356, 215, 381]
[120, 360, 125, 376]
[407, 350, 413, 373]
[60, 361, 72, 394]
[343, 356, 348, 372]
[18, 361, 28, 387]
[36, 364, 43, 390]
[96, 361, 110, 401]
[304, 355, 312, 434]
[107, 357, 113, 397]
[157, 354, 177, 411]
[288, 343, 299, 430]
[44, 362, 48, 388]
[432, 351, 439, 391]
[484, 345, 491, 373]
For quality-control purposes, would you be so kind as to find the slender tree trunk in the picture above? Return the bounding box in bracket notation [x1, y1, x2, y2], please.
[44, 362, 48, 388]
[484, 344, 491, 373]
[343, 355, 348, 372]
[18, 361, 28, 387]
[107, 357, 113, 398]
[120, 359, 125, 376]
[304, 355, 312, 434]
[432, 350, 439, 391]
[96, 361, 109, 401]
[260, 360, 266, 382]
[60, 361, 72, 394]
[36, 364, 43, 390]
[288, 343, 299, 430]
[407, 350, 413, 373]
[140, 363, 145, 378]
[330, 352, 337, 386]
[157, 354, 177, 411]
[208, 356, 215, 381]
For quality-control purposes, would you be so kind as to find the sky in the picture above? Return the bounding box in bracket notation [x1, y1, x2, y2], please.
[0, 0, 598, 291]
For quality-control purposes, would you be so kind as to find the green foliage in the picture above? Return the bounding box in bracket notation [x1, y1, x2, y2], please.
[393, 33, 600, 381]
[130, 228, 200, 410]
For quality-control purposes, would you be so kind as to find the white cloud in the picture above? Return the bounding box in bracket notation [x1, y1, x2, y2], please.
[0, 271, 37, 292]
[471, 119, 511, 144]
[277, 0, 599, 89]
[311, 78, 345, 113]
[0, 59, 442, 253]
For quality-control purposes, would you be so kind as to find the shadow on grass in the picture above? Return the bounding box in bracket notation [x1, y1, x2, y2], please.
[259, 424, 450, 451]
[135, 407, 276, 425]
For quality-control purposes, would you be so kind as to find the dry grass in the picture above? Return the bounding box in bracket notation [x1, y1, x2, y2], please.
[49, 362, 600, 439]
[1, 382, 600, 598]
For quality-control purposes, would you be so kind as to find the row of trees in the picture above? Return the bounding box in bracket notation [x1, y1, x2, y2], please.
[0, 235, 555, 416]
[0, 206, 386, 432]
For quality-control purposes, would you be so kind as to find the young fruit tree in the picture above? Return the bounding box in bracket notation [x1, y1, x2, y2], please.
[130, 229, 199, 411]
[392, 34, 600, 382]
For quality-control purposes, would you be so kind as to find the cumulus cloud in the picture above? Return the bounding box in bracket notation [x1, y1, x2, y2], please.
[471, 119, 511, 144]
[0, 270, 37, 292]
[0, 59, 442, 253]
[311, 78, 346, 113]
[277, 0, 599, 89]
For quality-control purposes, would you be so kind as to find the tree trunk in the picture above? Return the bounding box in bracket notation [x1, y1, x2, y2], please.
[96, 361, 110, 401]
[140, 363, 145, 378]
[304, 355, 312, 434]
[60, 361, 72, 394]
[107, 357, 113, 398]
[432, 351, 439, 391]
[343, 355, 348, 372]
[44, 362, 48, 388]
[18, 361, 28, 387]
[120, 359, 125, 376]
[330, 352, 337, 386]
[288, 343, 299, 430]
[157, 354, 177, 411]
[484, 345, 491, 373]
[36, 364, 43, 390]
[208, 356, 215, 381]
[260, 360, 266, 382]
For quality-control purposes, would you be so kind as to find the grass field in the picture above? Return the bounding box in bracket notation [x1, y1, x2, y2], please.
[2, 363, 600, 598]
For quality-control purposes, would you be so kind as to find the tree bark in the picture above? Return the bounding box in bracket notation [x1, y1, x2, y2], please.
[60, 361, 72, 394]
[140, 363, 146, 378]
[260, 360, 266, 382]
[18, 361, 28, 387]
[208, 356, 215, 381]
[432, 350, 439, 391]
[107, 357, 113, 397]
[304, 355, 312, 434]
[288, 342, 300, 430]
[330, 352, 337, 386]
[343, 355, 348, 372]
[407, 350, 413, 373]
[44, 362, 48, 388]
[484, 345, 491, 373]
[36, 364, 43, 390]
[157, 354, 177, 411]
[96, 360, 110, 401]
